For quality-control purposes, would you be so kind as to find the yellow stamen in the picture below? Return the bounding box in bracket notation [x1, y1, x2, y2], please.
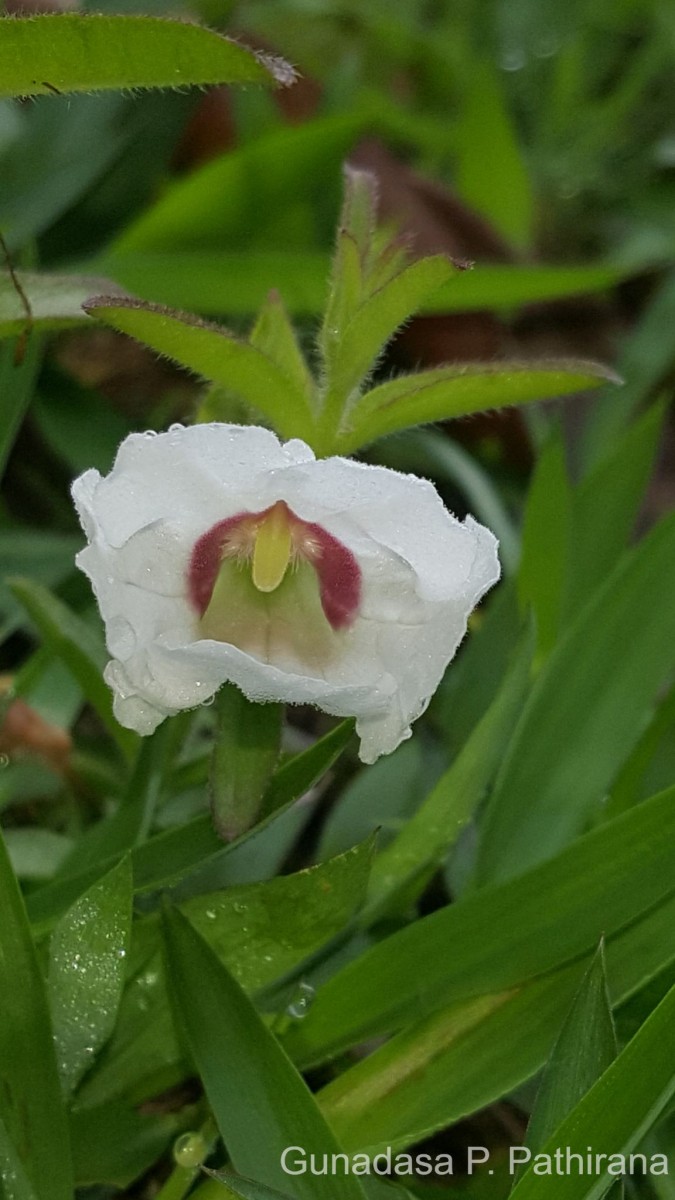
[251, 502, 293, 593]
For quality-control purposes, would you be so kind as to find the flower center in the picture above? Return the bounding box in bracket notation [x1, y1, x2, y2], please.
[251, 500, 294, 594]
[187, 501, 361, 662]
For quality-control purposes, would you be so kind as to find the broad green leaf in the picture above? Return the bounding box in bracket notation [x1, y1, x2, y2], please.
[456, 61, 534, 249]
[476, 509, 675, 884]
[98, 253, 641, 320]
[48, 858, 132, 1096]
[84, 297, 315, 441]
[517, 435, 571, 659]
[524, 943, 617, 1155]
[8, 577, 137, 761]
[114, 112, 370, 254]
[0, 828, 73, 1200]
[162, 906, 369, 1200]
[210, 687, 282, 841]
[0, 270, 121, 339]
[249, 291, 315, 408]
[77, 837, 374, 1110]
[0, 93, 129, 253]
[583, 269, 675, 470]
[509, 981, 675, 1200]
[319, 890, 675, 1153]
[25, 719, 355, 928]
[318, 738, 434, 864]
[607, 683, 675, 819]
[340, 360, 615, 454]
[282, 782, 675, 1067]
[563, 400, 665, 624]
[0, 15, 294, 97]
[0, 334, 41, 483]
[365, 630, 531, 918]
[0, 530, 79, 643]
[0, 1115, 37, 1200]
[70, 1099, 180, 1188]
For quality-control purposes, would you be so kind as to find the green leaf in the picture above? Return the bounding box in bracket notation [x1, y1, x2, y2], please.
[0, 530, 79, 643]
[249, 290, 315, 408]
[78, 837, 374, 1111]
[563, 400, 665, 624]
[0, 270, 121, 339]
[25, 719, 355, 929]
[0, 333, 41, 483]
[456, 60, 534, 249]
[525, 943, 617, 1155]
[202, 1168, 295, 1199]
[364, 629, 531, 918]
[70, 1099, 180, 1188]
[318, 257, 454, 449]
[509, 981, 675, 1200]
[8, 577, 137, 761]
[162, 906, 369, 1200]
[318, 168, 378, 371]
[0, 14, 294, 97]
[97, 253, 643, 320]
[48, 857, 133, 1095]
[0, 1115, 38, 1200]
[282, 782, 675, 1067]
[341, 359, 616, 453]
[319, 889, 675, 1153]
[61, 722, 176, 876]
[517, 435, 572, 659]
[0, 828, 73, 1200]
[476, 509, 675, 884]
[114, 112, 370, 254]
[210, 687, 283, 841]
[582, 268, 675, 470]
[84, 297, 315, 441]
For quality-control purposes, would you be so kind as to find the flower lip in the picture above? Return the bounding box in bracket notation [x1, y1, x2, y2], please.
[187, 499, 362, 633]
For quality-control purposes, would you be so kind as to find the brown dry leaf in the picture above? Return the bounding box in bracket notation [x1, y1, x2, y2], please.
[0, 681, 72, 773]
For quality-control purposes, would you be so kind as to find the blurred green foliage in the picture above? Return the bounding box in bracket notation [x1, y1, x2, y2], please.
[2, 0, 675, 1198]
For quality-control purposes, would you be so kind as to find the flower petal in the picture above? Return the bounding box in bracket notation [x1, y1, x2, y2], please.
[72, 423, 500, 762]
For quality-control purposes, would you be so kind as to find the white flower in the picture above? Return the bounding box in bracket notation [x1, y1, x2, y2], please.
[72, 423, 499, 763]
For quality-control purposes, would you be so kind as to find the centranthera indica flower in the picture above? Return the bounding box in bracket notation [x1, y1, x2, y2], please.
[72, 423, 500, 763]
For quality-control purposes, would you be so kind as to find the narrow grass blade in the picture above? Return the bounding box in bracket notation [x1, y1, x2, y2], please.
[282, 782, 675, 1066]
[8, 577, 137, 759]
[0, 829, 73, 1200]
[162, 906, 369, 1199]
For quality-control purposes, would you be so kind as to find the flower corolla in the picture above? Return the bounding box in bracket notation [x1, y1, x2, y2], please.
[72, 423, 499, 763]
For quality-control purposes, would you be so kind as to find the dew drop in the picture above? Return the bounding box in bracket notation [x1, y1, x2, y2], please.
[205, 909, 217, 921]
[0, 753, 9, 769]
[286, 981, 316, 1020]
[500, 46, 526, 71]
[173, 1131, 207, 1169]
